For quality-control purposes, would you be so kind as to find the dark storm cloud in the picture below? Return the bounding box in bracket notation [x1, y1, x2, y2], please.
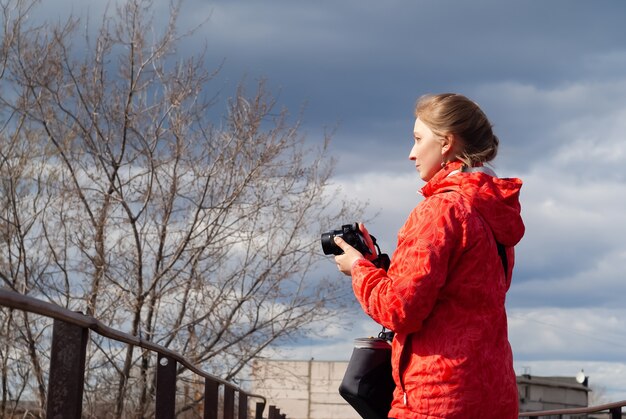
[174, 0, 626, 177]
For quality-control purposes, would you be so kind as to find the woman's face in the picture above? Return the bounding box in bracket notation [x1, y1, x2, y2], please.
[409, 117, 444, 181]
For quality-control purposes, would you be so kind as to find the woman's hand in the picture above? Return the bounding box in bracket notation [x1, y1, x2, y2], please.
[333, 236, 364, 276]
[334, 223, 377, 276]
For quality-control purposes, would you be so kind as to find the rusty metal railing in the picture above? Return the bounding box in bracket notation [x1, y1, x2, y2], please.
[519, 399, 626, 418]
[0, 288, 289, 419]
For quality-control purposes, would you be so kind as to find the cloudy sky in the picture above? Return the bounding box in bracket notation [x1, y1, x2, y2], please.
[181, 0, 626, 401]
[41, 0, 626, 402]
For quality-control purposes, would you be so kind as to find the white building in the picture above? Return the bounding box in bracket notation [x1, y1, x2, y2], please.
[251, 359, 359, 419]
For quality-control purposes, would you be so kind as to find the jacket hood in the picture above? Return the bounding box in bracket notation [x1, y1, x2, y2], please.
[421, 161, 525, 247]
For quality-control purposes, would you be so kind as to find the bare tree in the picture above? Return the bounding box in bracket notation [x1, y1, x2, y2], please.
[589, 384, 609, 407]
[0, 0, 363, 417]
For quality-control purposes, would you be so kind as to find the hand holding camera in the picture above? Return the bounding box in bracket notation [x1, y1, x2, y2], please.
[321, 223, 390, 274]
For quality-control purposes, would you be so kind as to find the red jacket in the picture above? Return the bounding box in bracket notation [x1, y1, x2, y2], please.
[352, 161, 524, 419]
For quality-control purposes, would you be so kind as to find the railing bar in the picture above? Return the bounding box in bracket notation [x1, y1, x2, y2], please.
[0, 289, 94, 327]
[520, 399, 626, 416]
[0, 289, 267, 406]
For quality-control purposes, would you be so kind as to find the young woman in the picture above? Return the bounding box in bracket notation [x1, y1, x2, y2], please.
[334, 93, 524, 418]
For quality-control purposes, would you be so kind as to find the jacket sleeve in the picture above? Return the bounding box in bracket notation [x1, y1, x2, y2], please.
[351, 195, 465, 334]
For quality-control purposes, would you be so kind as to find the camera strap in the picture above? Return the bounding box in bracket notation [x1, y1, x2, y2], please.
[369, 234, 391, 271]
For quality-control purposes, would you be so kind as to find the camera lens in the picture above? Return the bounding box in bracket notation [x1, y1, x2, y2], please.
[321, 231, 341, 255]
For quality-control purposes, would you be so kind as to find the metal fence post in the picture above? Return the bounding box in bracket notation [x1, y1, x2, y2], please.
[610, 406, 621, 419]
[156, 354, 177, 419]
[255, 401, 265, 419]
[46, 319, 89, 419]
[204, 379, 219, 419]
[224, 385, 235, 419]
[238, 392, 248, 419]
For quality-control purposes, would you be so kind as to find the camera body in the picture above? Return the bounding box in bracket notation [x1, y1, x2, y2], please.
[321, 223, 391, 270]
[321, 223, 371, 256]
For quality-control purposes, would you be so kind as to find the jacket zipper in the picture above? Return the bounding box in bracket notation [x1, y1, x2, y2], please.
[397, 333, 412, 407]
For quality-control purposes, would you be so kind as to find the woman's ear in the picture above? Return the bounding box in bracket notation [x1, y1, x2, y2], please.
[441, 133, 462, 156]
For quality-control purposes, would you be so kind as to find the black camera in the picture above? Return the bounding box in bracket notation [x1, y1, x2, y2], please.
[321, 223, 372, 256]
[321, 223, 390, 270]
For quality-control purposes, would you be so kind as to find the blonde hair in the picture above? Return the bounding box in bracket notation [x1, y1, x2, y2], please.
[414, 93, 499, 167]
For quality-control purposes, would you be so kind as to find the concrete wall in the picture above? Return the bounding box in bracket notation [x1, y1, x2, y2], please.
[251, 359, 359, 419]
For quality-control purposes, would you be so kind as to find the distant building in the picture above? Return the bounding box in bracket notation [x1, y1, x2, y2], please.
[251, 359, 590, 419]
[518, 374, 589, 418]
[252, 359, 356, 419]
